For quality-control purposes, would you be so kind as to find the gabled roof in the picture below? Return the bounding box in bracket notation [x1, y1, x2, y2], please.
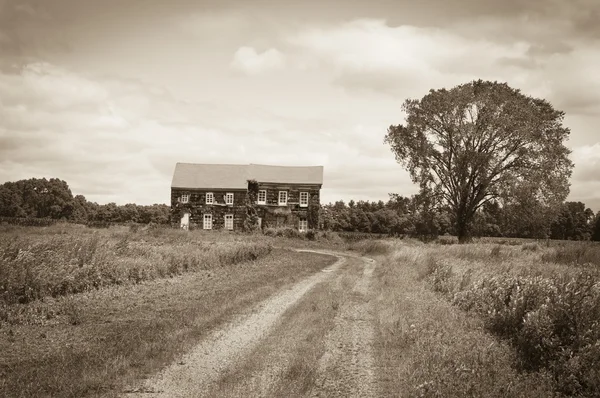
[171, 163, 324, 189]
[249, 164, 324, 185]
[171, 163, 250, 189]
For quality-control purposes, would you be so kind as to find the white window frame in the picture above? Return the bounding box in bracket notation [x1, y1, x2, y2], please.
[257, 190, 267, 205]
[180, 194, 190, 203]
[299, 219, 308, 232]
[203, 214, 213, 230]
[225, 193, 234, 205]
[205, 192, 214, 204]
[278, 191, 288, 206]
[224, 214, 234, 230]
[299, 192, 309, 207]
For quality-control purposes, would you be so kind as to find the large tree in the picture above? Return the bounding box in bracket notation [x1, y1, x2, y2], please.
[385, 80, 573, 243]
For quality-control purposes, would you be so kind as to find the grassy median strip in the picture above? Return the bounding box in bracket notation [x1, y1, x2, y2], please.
[0, 249, 336, 398]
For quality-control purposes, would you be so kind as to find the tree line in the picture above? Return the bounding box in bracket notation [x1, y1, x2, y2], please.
[321, 193, 600, 241]
[0, 178, 170, 224]
[1, 177, 599, 241]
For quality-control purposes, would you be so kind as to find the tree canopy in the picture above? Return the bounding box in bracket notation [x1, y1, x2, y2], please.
[384, 80, 573, 243]
[0, 178, 170, 225]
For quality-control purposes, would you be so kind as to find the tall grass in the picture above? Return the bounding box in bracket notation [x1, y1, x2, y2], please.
[0, 224, 272, 307]
[541, 243, 600, 266]
[347, 240, 392, 255]
[419, 241, 600, 397]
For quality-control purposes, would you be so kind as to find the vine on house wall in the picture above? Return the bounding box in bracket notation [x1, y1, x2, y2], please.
[307, 193, 320, 230]
[243, 179, 261, 232]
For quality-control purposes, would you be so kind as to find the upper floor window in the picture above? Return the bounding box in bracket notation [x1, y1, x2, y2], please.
[278, 191, 288, 206]
[257, 190, 267, 205]
[203, 214, 213, 230]
[224, 214, 234, 230]
[225, 193, 234, 205]
[299, 192, 309, 207]
[206, 192, 214, 204]
[180, 194, 190, 203]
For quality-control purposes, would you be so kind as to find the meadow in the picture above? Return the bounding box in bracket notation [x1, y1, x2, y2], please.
[370, 238, 600, 397]
[2, 223, 599, 397]
[0, 224, 337, 397]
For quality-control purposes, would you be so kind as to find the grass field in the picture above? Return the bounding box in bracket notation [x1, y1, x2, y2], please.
[379, 238, 600, 397]
[2, 224, 599, 397]
[0, 224, 337, 397]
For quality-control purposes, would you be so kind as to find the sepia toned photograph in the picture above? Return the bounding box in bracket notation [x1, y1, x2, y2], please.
[1, 0, 599, 397]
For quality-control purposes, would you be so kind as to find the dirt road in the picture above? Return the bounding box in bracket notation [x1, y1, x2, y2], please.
[123, 250, 377, 397]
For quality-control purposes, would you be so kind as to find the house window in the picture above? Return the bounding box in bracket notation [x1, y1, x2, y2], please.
[257, 190, 267, 204]
[224, 214, 234, 230]
[299, 192, 309, 207]
[206, 192, 214, 204]
[203, 214, 213, 230]
[225, 193, 234, 205]
[180, 194, 190, 203]
[299, 219, 308, 232]
[278, 191, 288, 206]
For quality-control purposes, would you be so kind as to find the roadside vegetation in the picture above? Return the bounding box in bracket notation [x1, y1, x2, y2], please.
[415, 240, 600, 397]
[0, 224, 336, 397]
[0, 223, 272, 308]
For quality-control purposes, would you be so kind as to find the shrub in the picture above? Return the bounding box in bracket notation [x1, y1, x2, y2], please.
[521, 242, 540, 252]
[86, 220, 111, 229]
[490, 245, 502, 257]
[435, 235, 457, 245]
[348, 240, 391, 255]
[263, 227, 302, 239]
[451, 269, 600, 397]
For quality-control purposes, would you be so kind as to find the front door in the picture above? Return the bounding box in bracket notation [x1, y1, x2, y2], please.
[180, 212, 190, 230]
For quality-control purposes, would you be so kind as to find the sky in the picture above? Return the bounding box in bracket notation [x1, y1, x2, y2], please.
[0, 0, 599, 210]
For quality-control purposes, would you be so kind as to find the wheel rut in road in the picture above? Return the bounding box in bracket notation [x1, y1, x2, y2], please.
[311, 255, 377, 397]
[122, 251, 346, 398]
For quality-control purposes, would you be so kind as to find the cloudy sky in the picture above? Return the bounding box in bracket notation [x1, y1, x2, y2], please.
[1, 0, 599, 210]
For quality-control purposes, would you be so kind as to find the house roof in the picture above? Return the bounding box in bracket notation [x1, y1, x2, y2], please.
[249, 164, 323, 185]
[171, 163, 324, 189]
[171, 163, 250, 189]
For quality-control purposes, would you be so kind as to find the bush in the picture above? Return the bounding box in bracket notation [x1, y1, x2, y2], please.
[348, 240, 391, 255]
[435, 235, 457, 245]
[521, 242, 540, 252]
[451, 269, 600, 397]
[263, 227, 302, 239]
[86, 220, 112, 229]
[305, 229, 316, 241]
[337, 231, 388, 242]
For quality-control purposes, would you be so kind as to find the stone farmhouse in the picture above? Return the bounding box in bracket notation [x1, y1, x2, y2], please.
[170, 163, 324, 231]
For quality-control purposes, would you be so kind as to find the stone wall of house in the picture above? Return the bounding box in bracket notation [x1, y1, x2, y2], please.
[171, 188, 247, 230]
[255, 183, 321, 230]
[171, 183, 322, 231]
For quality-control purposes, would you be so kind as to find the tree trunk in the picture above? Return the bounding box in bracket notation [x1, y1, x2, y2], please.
[456, 214, 473, 244]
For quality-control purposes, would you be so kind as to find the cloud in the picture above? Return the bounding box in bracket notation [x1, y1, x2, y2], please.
[286, 19, 600, 116]
[288, 19, 531, 96]
[572, 143, 600, 182]
[0, 61, 415, 206]
[230, 46, 285, 75]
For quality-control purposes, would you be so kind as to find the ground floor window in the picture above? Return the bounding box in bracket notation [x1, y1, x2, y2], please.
[224, 214, 234, 230]
[299, 219, 308, 232]
[203, 214, 213, 230]
[257, 190, 267, 204]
